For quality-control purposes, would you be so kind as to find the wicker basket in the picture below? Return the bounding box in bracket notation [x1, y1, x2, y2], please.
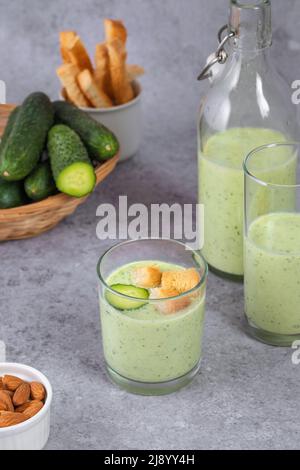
[0, 104, 119, 241]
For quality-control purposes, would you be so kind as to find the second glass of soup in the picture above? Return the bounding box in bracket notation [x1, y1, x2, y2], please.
[244, 142, 300, 346]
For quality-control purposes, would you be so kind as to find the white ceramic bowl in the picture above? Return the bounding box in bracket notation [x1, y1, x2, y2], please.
[61, 80, 143, 162]
[0, 363, 52, 450]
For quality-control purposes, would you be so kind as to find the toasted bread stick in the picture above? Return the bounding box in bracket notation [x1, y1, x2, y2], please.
[150, 288, 190, 315]
[104, 19, 127, 45]
[94, 43, 114, 100]
[126, 64, 145, 82]
[78, 69, 113, 108]
[59, 31, 77, 62]
[107, 39, 134, 105]
[56, 63, 90, 107]
[66, 35, 93, 72]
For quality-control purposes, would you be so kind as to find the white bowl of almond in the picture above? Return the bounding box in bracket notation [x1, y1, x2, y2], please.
[57, 19, 144, 162]
[0, 363, 52, 450]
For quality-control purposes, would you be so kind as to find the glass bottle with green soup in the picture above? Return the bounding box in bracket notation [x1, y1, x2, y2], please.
[197, 0, 298, 279]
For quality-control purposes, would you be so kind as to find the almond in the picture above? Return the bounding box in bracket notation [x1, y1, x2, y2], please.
[0, 400, 8, 411]
[15, 400, 42, 413]
[0, 411, 28, 428]
[1, 389, 14, 398]
[30, 382, 46, 401]
[0, 390, 14, 412]
[2, 375, 24, 391]
[23, 400, 44, 419]
[3, 389, 14, 398]
[13, 382, 30, 406]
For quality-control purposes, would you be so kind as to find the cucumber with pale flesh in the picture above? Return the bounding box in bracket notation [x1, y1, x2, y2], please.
[48, 124, 96, 198]
[105, 284, 149, 311]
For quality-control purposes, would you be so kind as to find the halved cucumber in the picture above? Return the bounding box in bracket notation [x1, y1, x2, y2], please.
[105, 284, 149, 311]
[56, 162, 96, 198]
[48, 124, 96, 198]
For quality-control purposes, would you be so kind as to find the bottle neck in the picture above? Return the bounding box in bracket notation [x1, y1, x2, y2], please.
[224, 43, 273, 82]
[229, 40, 272, 62]
[229, 0, 272, 52]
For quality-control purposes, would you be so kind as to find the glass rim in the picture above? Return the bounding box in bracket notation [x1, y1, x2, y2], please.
[231, 0, 270, 10]
[243, 141, 300, 189]
[96, 238, 208, 302]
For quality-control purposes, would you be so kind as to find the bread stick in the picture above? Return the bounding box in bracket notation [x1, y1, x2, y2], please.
[59, 31, 76, 62]
[77, 69, 113, 108]
[66, 35, 93, 73]
[107, 39, 134, 105]
[126, 64, 145, 82]
[94, 43, 114, 100]
[56, 63, 90, 107]
[104, 19, 127, 45]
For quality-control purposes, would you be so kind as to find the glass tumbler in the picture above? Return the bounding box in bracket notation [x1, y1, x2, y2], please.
[244, 142, 300, 346]
[97, 239, 208, 395]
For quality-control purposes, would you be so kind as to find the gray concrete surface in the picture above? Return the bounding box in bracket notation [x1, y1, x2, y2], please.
[0, 0, 300, 450]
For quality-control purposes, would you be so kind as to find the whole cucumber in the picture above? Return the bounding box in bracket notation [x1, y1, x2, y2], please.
[53, 100, 119, 161]
[0, 106, 20, 151]
[0, 92, 54, 181]
[0, 179, 27, 209]
[24, 161, 57, 201]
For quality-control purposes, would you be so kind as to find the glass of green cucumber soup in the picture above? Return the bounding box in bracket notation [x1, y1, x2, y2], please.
[244, 142, 300, 347]
[97, 239, 208, 395]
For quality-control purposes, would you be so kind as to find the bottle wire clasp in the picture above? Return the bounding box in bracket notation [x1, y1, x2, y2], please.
[197, 25, 236, 81]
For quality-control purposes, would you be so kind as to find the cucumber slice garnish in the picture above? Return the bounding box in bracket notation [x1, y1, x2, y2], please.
[105, 284, 149, 311]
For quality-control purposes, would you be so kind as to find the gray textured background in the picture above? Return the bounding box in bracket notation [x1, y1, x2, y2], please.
[0, 0, 300, 450]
